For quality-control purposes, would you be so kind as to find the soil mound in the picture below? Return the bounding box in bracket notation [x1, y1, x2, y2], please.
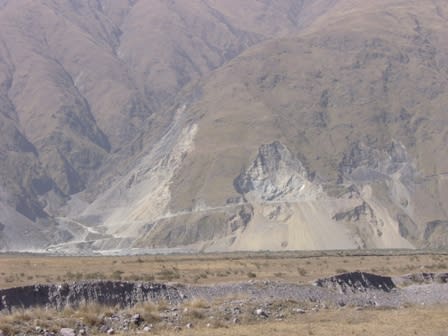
[0, 281, 181, 311]
[314, 272, 395, 293]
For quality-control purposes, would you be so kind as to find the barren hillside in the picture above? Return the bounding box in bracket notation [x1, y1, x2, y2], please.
[1, 0, 448, 252]
[0, 0, 335, 250]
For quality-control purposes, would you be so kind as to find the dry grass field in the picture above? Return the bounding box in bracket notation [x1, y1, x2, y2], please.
[1, 251, 448, 289]
[1, 300, 447, 336]
[186, 307, 447, 336]
[1, 251, 448, 335]
[0, 306, 448, 336]
[156, 306, 448, 336]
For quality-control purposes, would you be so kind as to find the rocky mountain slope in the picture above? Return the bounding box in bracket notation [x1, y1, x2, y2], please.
[1, 0, 448, 252]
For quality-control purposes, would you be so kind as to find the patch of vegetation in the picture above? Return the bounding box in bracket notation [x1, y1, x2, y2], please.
[156, 268, 180, 281]
[247, 272, 257, 278]
[298, 267, 308, 276]
[111, 270, 124, 280]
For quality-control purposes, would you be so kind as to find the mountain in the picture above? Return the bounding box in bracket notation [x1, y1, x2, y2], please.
[1, 0, 448, 253]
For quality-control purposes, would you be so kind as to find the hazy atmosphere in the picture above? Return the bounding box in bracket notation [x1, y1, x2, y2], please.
[1, 0, 448, 254]
[1, 1, 448, 335]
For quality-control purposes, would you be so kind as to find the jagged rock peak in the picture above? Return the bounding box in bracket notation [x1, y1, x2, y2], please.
[234, 141, 320, 202]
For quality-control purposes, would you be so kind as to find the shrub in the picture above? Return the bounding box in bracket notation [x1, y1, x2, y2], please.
[156, 268, 180, 281]
[111, 270, 124, 280]
[247, 272, 257, 278]
[297, 267, 308, 276]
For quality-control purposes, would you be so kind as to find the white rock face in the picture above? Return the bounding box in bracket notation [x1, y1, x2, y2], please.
[235, 141, 322, 202]
[228, 141, 413, 251]
[70, 105, 198, 240]
[46, 136, 415, 253]
[103, 122, 198, 237]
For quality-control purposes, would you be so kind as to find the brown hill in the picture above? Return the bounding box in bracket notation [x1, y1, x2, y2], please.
[0, 0, 336, 250]
[1, 0, 448, 252]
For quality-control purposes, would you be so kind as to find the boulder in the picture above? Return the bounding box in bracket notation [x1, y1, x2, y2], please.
[60, 328, 75, 336]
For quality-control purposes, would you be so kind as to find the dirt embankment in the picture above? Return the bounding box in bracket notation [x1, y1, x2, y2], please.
[0, 281, 181, 311]
[314, 271, 396, 293]
[1, 272, 448, 312]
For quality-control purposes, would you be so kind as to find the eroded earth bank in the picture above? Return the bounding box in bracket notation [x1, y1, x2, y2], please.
[1, 272, 448, 335]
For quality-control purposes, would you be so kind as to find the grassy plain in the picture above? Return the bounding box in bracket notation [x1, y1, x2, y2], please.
[1, 251, 448, 335]
[1, 300, 447, 336]
[1, 250, 448, 289]
[157, 306, 448, 336]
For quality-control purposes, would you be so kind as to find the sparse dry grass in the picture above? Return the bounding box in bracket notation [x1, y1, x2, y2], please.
[1, 251, 448, 289]
[0, 307, 72, 334]
[184, 298, 209, 309]
[1, 251, 448, 335]
[2, 301, 447, 336]
[149, 306, 448, 336]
